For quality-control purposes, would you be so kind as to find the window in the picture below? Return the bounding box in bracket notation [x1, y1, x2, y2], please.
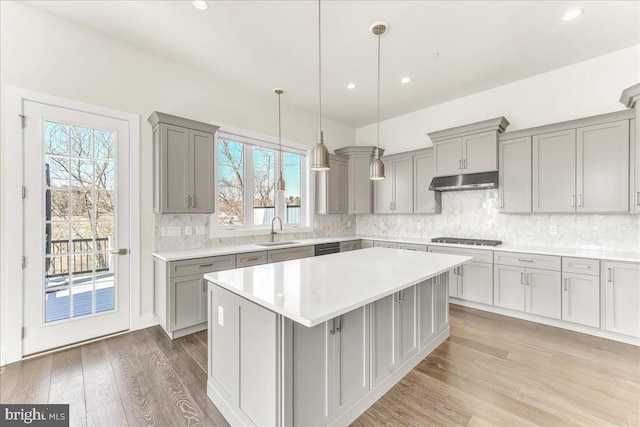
[214, 129, 309, 234]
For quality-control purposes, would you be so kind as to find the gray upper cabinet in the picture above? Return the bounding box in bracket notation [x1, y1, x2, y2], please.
[413, 149, 441, 214]
[373, 154, 414, 214]
[428, 117, 510, 177]
[498, 136, 532, 213]
[316, 155, 348, 214]
[620, 84, 640, 213]
[533, 129, 576, 213]
[335, 146, 378, 214]
[149, 112, 218, 214]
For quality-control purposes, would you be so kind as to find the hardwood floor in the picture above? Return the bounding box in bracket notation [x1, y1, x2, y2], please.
[2, 305, 638, 426]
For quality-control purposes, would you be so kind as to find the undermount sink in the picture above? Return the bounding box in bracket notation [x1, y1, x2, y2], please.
[256, 241, 298, 247]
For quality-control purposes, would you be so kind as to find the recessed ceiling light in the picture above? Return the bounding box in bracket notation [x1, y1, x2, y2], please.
[192, 0, 209, 11]
[347, 82, 357, 90]
[401, 77, 411, 84]
[562, 8, 584, 21]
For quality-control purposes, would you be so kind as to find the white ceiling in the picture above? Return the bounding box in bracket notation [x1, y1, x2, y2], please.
[27, 1, 640, 128]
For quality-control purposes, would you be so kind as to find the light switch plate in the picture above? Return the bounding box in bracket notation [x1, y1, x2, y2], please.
[196, 226, 206, 235]
[162, 226, 181, 237]
[416, 222, 422, 230]
[549, 225, 558, 235]
[184, 226, 193, 236]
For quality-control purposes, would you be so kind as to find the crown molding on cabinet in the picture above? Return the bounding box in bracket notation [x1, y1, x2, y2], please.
[148, 111, 220, 134]
[620, 83, 640, 108]
[427, 116, 510, 143]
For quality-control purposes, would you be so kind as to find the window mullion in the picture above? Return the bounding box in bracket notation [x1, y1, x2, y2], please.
[244, 146, 254, 228]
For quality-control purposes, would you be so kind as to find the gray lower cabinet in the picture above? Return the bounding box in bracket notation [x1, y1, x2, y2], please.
[371, 286, 418, 388]
[498, 136, 532, 213]
[236, 251, 267, 267]
[433, 274, 449, 334]
[155, 254, 236, 338]
[267, 246, 315, 263]
[428, 246, 493, 304]
[398, 243, 427, 252]
[562, 272, 600, 328]
[413, 150, 441, 214]
[603, 261, 640, 337]
[149, 112, 218, 214]
[374, 241, 399, 249]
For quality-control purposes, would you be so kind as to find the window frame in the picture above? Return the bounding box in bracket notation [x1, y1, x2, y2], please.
[211, 125, 312, 237]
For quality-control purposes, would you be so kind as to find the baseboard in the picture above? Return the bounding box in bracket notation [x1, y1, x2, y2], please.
[450, 299, 640, 346]
[136, 313, 159, 330]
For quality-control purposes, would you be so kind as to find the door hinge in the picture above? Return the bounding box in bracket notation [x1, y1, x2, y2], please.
[21, 256, 26, 269]
[22, 186, 26, 199]
[19, 114, 25, 129]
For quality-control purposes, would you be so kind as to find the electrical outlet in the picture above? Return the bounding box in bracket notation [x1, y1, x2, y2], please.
[549, 225, 558, 235]
[162, 226, 181, 237]
[195, 226, 206, 235]
[184, 226, 192, 236]
[416, 222, 422, 230]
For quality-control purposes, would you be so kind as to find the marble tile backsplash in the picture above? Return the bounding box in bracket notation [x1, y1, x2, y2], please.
[154, 214, 356, 251]
[356, 190, 640, 253]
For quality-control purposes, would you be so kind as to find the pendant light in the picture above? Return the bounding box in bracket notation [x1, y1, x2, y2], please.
[369, 21, 387, 180]
[274, 88, 286, 192]
[311, 0, 330, 171]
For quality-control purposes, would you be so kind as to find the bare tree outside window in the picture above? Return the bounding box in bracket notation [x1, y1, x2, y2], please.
[218, 140, 244, 226]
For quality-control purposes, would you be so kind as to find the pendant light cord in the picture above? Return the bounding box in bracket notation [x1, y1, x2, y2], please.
[318, 0, 322, 132]
[278, 92, 282, 152]
[376, 32, 381, 152]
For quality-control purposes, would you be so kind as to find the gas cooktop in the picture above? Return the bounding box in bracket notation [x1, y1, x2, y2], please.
[431, 237, 502, 247]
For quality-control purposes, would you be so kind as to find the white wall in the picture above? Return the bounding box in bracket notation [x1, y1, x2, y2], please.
[0, 1, 355, 362]
[356, 45, 640, 154]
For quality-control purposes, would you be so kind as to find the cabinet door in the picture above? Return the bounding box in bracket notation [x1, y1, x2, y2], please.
[393, 157, 414, 213]
[533, 129, 576, 213]
[371, 294, 396, 387]
[448, 270, 459, 298]
[334, 306, 370, 416]
[525, 268, 561, 319]
[190, 129, 215, 213]
[433, 137, 462, 176]
[577, 121, 629, 212]
[499, 137, 532, 213]
[493, 265, 525, 311]
[350, 155, 372, 214]
[373, 241, 398, 249]
[160, 123, 190, 213]
[459, 262, 493, 305]
[338, 161, 349, 213]
[397, 286, 418, 365]
[463, 131, 497, 174]
[414, 153, 440, 214]
[562, 273, 600, 328]
[434, 274, 449, 334]
[373, 170, 394, 213]
[170, 274, 207, 331]
[632, 118, 640, 213]
[418, 280, 435, 348]
[327, 159, 341, 214]
[604, 262, 640, 337]
[208, 286, 237, 402]
[293, 321, 334, 426]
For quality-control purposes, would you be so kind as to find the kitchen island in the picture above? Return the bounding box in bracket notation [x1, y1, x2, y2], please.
[204, 247, 470, 426]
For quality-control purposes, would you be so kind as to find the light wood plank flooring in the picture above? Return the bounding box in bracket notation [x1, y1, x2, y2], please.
[2, 305, 638, 426]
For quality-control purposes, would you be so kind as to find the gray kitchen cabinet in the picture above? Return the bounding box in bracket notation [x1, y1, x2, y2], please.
[532, 129, 576, 213]
[339, 240, 361, 252]
[149, 112, 218, 214]
[371, 286, 418, 388]
[335, 146, 378, 214]
[361, 240, 374, 249]
[418, 278, 435, 348]
[620, 84, 640, 213]
[428, 117, 509, 177]
[603, 261, 640, 337]
[316, 155, 348, 214]
[562, 272, 600, 328]
[498, 136, 532, 213]
[374, 241, 398, 249]
[155, 254, 236, 339]
[208, 285, 237, 403]
[576, 120, 629, 212]
[413, 149, 441, 214]
[494, 253, 561, 320]
[398, 243, 427, 252]
[236, 251, 267, 268]
[433, 274, 449, 334]
[429, 246, 493, 304]
[267, 245, 315, 263]
[373, 155, 414, 214]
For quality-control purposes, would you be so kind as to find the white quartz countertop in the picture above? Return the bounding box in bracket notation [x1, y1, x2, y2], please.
[205, 247, 470, 327]
[152, 236, 359, 261]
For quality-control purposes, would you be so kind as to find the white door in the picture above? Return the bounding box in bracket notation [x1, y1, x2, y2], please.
[22, 101, 130, 356]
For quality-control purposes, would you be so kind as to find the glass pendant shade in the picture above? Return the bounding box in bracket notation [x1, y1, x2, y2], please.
[311, 131, 330, 171]
[369, 149, 385, 180]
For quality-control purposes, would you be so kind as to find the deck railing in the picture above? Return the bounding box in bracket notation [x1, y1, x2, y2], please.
[47, 238, 111, 278]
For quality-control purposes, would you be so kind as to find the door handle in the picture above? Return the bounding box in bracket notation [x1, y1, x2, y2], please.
[463, 159, 467, 170]
[577, 194, 582, 208]
[329, 318, 335, 335]
[499, 197, 504, 209]
[569, 263, 591, 269]
[199, 263, 213, 268]
[459, 159, 462, 170]
[246, 257, 260, 262]
[517, 259, 534, 263]
[185, 195, 189, 208]
[571, 195, 575, 208]
[564, 277, 568, 292]
[636, 192, 640, 206]
[526, 273, 531, 286]
[607, 268, 613, 283]
[110, 249, 128, 255]
[521, 272, 524, 284]
[335, 316, 342, 333]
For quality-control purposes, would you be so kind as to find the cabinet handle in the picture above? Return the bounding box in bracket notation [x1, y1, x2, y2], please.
[571, 195, 575, 208]
[329, 318, 335, 335]
[185, 195, 189, 208]
[526, 273, 531, 286]
[577, 194, 582, 208]
[499, 197, 504, 209]
[569, 263, 591, 269]
[335, 316, 342, 333]
[399, 290, 404, 303]
[521, 272, 524, 284]
[352, 202, 356, 210]
[199, 263, 213, 268]
[607, 268, 613, 283]
[460, 275, 463, 295]
[202, 279, 206, 292]
[459, 159, 462, 170]
[636, 192, 640, 206]
[517, 258, 534, 263]
[564, 277, 568, 292]
[464, 159, 467, 170]
[246, 257, 260, 262]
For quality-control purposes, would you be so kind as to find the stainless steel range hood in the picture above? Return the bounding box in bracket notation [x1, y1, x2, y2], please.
[429, 171, 498, 192]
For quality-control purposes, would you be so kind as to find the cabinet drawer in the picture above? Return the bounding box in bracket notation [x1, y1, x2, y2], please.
[562, 257, 600, 276]
[428, 246, 493, 264]
[494, 252, 560, 271]
[236, 251, 267, 268]
[374, 241, 399, 249]
[398, 243, 427, 252]
[170, 255, 236, 277]
[353, 241, 362, 250]
[268, 246, 315, 263]
[340, 241, 355, 252]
